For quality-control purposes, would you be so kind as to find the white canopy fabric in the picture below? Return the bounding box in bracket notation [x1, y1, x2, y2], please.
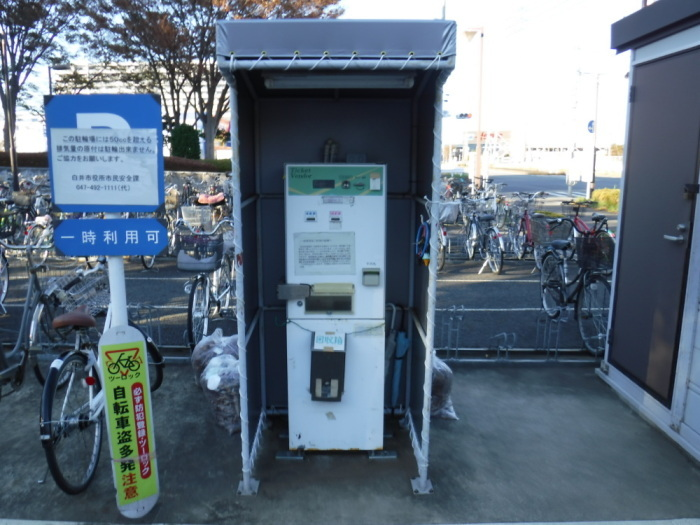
[216, 19, 456, 74]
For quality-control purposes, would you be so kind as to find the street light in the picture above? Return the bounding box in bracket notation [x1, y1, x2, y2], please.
[464, 28, 484, 191]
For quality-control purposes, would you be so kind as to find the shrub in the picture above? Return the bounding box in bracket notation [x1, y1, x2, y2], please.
[591, 188, 620, 213]
[171, 124, 201, 160]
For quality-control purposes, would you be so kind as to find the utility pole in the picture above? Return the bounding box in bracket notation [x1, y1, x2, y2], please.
[465, 29, 485, 191]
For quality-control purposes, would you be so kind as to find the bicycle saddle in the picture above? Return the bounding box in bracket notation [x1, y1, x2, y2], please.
[550, 239, 572, 251]
[52, 305, 96, 330]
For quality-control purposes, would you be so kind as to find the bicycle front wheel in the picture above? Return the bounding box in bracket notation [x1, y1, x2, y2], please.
[540, 252, 565, 318]
[485, 228, 503, 274]
[437, 243, 446, 271]
[464, 221, 476, 260]
[141, 255, 156, 269]
[40, 352, 103, 494]
[513, 221, 528, 259]
[577, 274, 611, 356]
[187, 275, 210, 349]
[27, 224, 51, 264]
[216, 253, 235, 314]
[0, 253, 8, 304]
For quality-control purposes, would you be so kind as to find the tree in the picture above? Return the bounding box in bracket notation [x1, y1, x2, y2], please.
[171, 123, 201, 159]
[79, 0, 343, 160]
[0, 0, 83, 188]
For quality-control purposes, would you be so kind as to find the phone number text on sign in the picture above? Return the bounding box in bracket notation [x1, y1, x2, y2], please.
[50, 128, 159, 208]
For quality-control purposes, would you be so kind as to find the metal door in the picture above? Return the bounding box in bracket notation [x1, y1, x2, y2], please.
[608, 47, 700, 406]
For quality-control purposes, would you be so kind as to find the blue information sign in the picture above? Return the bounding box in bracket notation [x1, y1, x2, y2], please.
[44, 94, 164, 214]
[53, 218, 167, 257]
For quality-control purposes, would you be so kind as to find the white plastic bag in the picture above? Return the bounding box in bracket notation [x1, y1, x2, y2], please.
[431, 356, 459, 420]
[200, 354, 241, 435]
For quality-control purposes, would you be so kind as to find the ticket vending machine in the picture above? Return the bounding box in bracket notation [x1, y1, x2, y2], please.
[281, 164, 386, 451]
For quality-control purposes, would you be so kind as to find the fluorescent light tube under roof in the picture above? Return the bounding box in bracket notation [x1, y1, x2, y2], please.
[264, 73, 415, 89]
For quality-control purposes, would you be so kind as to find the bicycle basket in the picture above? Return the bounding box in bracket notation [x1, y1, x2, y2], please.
[60, 272, 111, 317]
[561, 202, 584, 217]
[176, 233, 224, 272]
[531, 217, 573, 245]
[576, 235, 615, 271]
[0, 206, 21, 239]
[180, 205, 212, 230]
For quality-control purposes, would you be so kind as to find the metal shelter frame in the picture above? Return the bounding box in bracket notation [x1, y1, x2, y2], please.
[215, 18, 457, 495]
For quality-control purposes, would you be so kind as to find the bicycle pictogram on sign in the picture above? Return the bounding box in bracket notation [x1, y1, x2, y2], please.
[105, 347, 143, 377]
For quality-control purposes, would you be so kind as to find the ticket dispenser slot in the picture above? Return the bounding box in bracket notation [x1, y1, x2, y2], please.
[305, 283, 354, 314]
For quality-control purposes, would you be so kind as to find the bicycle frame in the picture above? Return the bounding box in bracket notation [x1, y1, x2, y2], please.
[0, 245, 45, 398]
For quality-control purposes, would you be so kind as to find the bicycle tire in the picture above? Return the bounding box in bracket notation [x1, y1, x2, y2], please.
[0, 253, 8, 304]
[216, 253, 235, 313]
[540, 252, 565, 318]
[464, 221, 476, 260]
[40, 351, 103, 495]
[140, 329, 164, 392]
[27, 224, 51, 265]
[187, 275, 210, 349]
[533, 244, 546, 270]
[513, 221, 528, 259]
[576, 274, 611, 356]
[437, 243, 446, 271]
[486, 227, 503, 274]
[141, 255, 156, 269]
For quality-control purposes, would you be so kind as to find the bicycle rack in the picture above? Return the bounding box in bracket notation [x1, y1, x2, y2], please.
[127, 303, 162, 348]
[488, 332, 516, 360]
[438, 305, 466, 358]
[535, 307, 570, 360]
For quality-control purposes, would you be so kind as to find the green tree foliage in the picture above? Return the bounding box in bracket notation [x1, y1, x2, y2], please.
[77, 0, 344, 159]
[171, 123, 201, 160]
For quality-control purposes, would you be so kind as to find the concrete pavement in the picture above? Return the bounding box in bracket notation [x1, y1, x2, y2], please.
[2, 361, 700, 525]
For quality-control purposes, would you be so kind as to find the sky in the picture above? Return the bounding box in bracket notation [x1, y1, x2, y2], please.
[338, 0, 642, 147]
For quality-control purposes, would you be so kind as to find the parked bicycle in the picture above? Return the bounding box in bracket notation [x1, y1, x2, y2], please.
[0, 242, 49, 399]
[39, 299, 164, 494]
[460, 197, 504, 274]
[539, 216, 615, 356]
[176, 217, 236, 349]
[561, 199, 614, 240]
[506, 191, 548, 267]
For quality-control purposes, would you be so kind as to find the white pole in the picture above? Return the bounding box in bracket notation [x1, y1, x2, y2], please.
[412, 71, 450, 495]
[105, 213, 129, 327]
[228, 77, 258, 496]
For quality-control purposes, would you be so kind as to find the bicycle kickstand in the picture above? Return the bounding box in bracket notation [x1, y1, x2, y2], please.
[478, 258, 490, 275]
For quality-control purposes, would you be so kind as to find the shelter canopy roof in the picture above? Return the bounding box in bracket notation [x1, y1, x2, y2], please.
[216, 19, 456, 75]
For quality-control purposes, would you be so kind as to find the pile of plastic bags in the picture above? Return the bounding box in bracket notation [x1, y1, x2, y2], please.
[191, 329, 241, 434]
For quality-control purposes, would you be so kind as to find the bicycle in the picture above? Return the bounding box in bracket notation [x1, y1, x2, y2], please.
[539, 217, 615, 356]
[460, 197, 504, 274]
[28, 257, 111, 384]
[176, 217, 236, 349]
[0, 242, 48, 399]
[39, 301, 164, 494]
[506, 191, 548, 267]
[561, 199, 614, 240]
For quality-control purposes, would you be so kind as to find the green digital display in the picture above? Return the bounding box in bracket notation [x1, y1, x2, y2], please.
[286, 165, 384, 196]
